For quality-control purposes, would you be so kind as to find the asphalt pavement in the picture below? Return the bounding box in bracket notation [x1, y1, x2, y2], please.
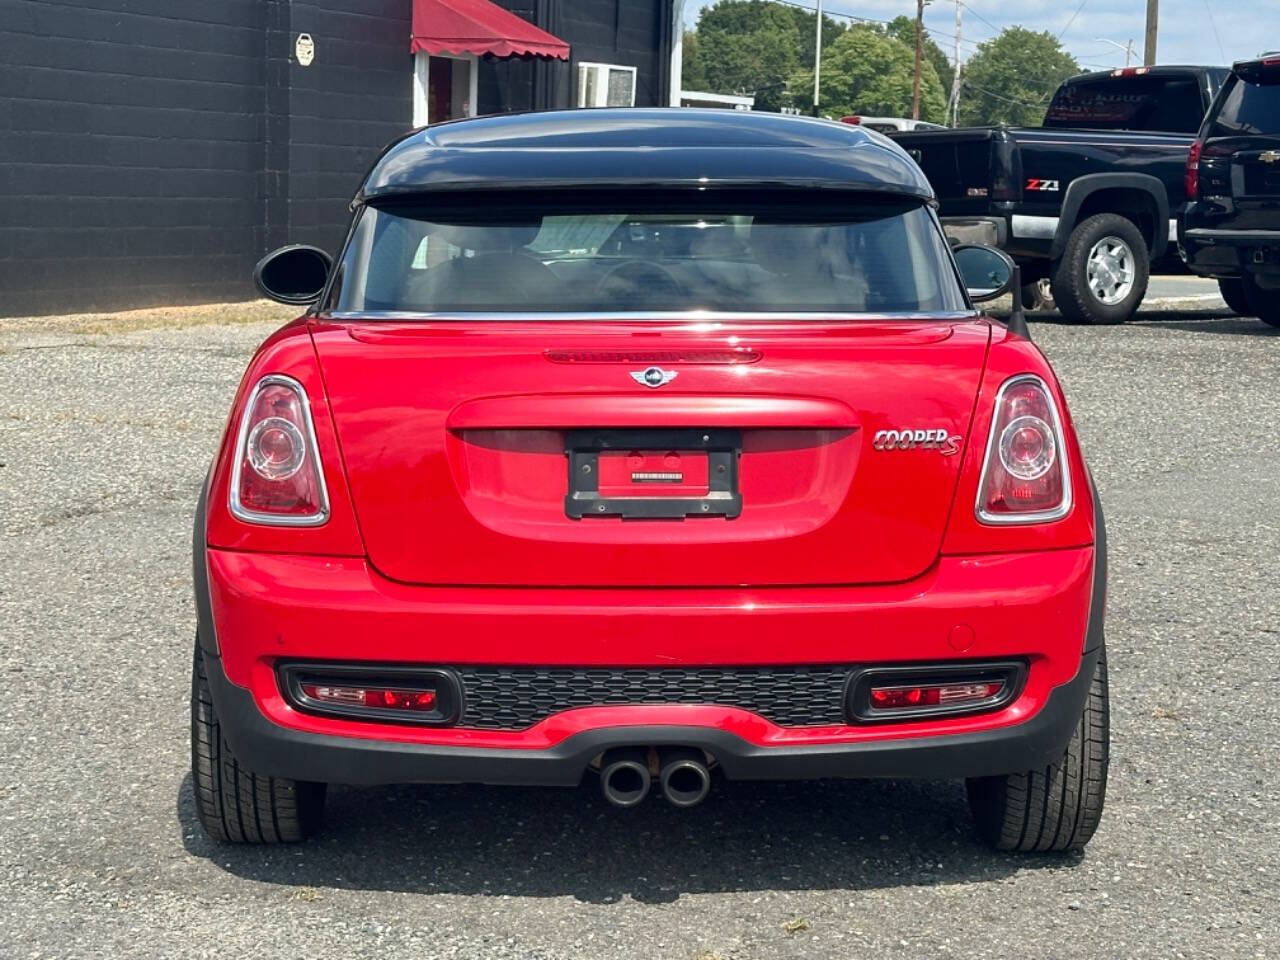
[1, 299, 1277, 959]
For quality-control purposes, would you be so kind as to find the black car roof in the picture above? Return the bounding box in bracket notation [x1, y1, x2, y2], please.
[1061, 65, 1228, 85]
[356, 108, 934, 204]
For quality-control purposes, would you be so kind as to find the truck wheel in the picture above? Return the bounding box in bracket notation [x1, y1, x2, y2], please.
[1052, 214, 1150, 324]
[1243, 276, 1280, 327]
[966, 646, 1109, 852]
[191, 642, 325, 843]
[1218, 278, 1253, 317]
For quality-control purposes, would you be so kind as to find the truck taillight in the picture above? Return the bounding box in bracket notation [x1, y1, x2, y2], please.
[1186, 139, 1203, 200]
[976, 375, 1071, 524]
[230, 374, 329, 525]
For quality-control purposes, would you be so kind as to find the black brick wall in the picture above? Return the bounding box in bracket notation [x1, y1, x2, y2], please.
[0, 0, 672, 317]
[279, 0, 412, 255]
[0, 0, 269, 315]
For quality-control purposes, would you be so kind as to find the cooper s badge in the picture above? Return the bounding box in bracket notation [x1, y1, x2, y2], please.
[631, 366, 678, 388]
[873, 428, 961, 456]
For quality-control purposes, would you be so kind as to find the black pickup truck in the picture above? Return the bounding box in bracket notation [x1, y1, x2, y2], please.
[893, 66, 1230, 323]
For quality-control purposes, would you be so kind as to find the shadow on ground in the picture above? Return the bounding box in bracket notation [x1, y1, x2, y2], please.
[177, 773, 1076, 902]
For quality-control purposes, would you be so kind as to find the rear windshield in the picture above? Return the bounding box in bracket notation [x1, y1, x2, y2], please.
[1044, 75, 1205, 133]
[330, 192, 967, 315]
[1209, 75, 1280, 137]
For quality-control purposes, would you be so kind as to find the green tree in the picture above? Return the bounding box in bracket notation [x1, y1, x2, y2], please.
[684, 0, 844, 112]
[681, 30, 708, 91]
[958, 27, 1080, 126]
[883, 14, 953, 98]
[694, 0, 802, 112]
[790, 25, 947, 123]
[787, 6, 847, 69]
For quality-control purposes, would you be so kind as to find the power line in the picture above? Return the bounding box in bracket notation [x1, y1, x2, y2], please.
[1058, 0, 1089, 40]
[1202, 0, 1226, 63]
[963, 82, 1055, 109]
[956, 1, 1002, 38]
[766, 0, 988, 52]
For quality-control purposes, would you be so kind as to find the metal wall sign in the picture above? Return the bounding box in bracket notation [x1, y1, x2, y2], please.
[295, 33, 315, 66]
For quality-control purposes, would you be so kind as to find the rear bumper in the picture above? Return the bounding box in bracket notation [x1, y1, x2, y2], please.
[202, 644, 1102, 786]
[939, 216, 1009, 248]
[1180, 209, 1280, 277]
[195, 535, 1105, 786]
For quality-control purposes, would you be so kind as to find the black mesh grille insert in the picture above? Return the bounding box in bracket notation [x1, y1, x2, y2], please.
[454, 666, 852, 730]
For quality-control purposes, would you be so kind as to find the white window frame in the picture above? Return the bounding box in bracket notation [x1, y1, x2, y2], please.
[576, 62, 638, 108]
[412, 52, 479, 127]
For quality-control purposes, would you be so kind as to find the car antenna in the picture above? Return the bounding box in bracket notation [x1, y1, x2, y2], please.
[1006, 263, 1031, 340]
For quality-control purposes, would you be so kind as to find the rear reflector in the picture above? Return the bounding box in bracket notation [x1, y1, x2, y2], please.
[847, 662, 1024, 722]
[280, 665, 461, 725]
[869, 681, 1004, 711]
[301, 683, 438, 712]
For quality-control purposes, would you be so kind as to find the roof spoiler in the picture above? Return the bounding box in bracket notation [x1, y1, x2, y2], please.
[1234, 55, 1280, 83]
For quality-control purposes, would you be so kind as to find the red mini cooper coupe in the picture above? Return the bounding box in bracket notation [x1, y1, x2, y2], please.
[192, 110, 1108, 852]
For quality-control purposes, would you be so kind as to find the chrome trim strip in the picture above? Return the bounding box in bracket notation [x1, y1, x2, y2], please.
[1010, 215, 1060, 240]
[321, 310, 982, 323]
[228, 374, 331, 527]
[1184, 228, 1280, 240]
[974, 373, 1073, 526]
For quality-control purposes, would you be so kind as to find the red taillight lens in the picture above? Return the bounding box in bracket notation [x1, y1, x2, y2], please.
[869, 681, 1004, 711]
[1186, 139, 1203, 201]
[301, 683, 438, 712]
[230, 375, 329, 524]
[977, 375, 1071, 523]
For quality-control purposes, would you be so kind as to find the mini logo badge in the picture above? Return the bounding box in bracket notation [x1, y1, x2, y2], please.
[1261, 151, 1280, 165]
[631, 367, 678, 388]
[873, 428, 961, 456]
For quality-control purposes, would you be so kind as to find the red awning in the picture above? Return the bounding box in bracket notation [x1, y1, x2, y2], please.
[411, 0, 569, 60]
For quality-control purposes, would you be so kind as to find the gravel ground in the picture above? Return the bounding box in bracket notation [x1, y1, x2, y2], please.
[1, 300, 1278, 959]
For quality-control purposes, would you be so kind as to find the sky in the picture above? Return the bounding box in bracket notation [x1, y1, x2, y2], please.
[684, 0, 1279, 70]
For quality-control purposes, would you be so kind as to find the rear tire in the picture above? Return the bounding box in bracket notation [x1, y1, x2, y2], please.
[966, 646, 1109, 852]
[191, 641, 325, 843]
[1051, 214, 1150, 325]
[1243, 276, 1280, 327]
[1218, 278, 1253, 317]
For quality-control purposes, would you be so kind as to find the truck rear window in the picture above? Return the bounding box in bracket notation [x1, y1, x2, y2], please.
[1208, 75, 1280, 137]
[1044, 76, 1204, 133]
[332, 193, 967, 315]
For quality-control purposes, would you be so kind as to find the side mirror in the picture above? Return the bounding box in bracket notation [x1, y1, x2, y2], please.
[952, 244, 1015, 303]
[253, 244, 332, 305]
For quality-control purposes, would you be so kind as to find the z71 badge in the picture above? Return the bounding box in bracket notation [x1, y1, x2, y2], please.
[1026, 178, 1061, 192]
[873, 428, 961, 455]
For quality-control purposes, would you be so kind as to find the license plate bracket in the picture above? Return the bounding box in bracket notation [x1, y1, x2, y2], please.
[565, 428, 742, 519]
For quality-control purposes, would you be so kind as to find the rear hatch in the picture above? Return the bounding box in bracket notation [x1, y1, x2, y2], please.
[1202, 68, 1280, 223]
[312, 320, 991, 588]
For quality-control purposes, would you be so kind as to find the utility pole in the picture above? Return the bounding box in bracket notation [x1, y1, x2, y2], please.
[948, 0, 963, 127]
[1144, 0, 1158, 66]
[812, 0, 822, 116]
[912, 0, 925, 120]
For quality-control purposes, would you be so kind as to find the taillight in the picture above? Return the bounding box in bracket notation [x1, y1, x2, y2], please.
[1186, 139, 1203, 200]
[229, 374, 329, 525]
[976, 374, 1071, 524]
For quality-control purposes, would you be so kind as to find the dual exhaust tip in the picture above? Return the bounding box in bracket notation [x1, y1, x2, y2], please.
[599, 746, 711, 809]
